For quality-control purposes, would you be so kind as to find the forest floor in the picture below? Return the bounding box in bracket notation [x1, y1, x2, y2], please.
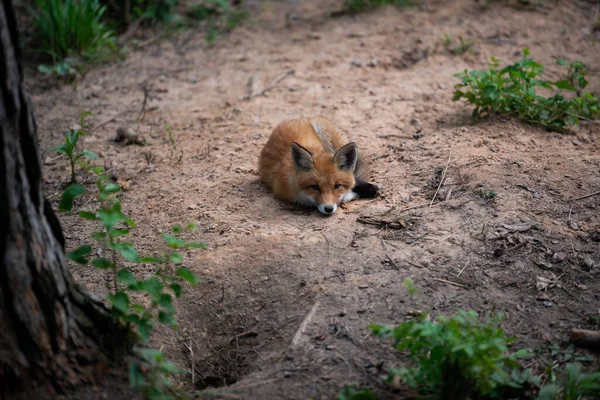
[28, 0, 600, 398]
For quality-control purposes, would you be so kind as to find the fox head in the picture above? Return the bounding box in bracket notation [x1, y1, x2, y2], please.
[290, 142, 358, 215]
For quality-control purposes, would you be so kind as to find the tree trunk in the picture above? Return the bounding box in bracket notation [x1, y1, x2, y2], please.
[0, 0, 129, 397]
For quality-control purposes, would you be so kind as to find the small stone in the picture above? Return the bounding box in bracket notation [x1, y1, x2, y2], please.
[284, 371, 292, 378]
[351, 59, 366, 67]
[338, 310, 347, 317]
[358, 284, 369, 289]
[552, 252, 567, 262]
[188, 204, 198, 210]
[583, 257, 595, 271]
[326, 345, 335, 350]
[568, 221, 579, 231]
[542, 301, 553, 308]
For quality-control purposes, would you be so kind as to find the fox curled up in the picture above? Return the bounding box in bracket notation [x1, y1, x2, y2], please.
[258, 116, 379, 215]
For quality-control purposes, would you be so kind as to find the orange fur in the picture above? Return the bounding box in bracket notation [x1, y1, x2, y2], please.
[259, 116, 370, 212]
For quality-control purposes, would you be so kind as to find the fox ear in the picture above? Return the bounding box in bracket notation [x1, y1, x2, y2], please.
[333, 142, 358, 172]
[291, 142, 314, 171]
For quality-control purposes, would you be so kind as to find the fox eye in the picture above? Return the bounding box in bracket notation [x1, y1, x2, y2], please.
[334, 183, 342, 190]
[311, 185, 320, 191]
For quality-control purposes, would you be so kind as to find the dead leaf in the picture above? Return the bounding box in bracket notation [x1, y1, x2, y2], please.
[536, 275, 557, 291]
[117, 178, 131, 190]
[147, 203, 153, 209]
[536, 292, 550, 301]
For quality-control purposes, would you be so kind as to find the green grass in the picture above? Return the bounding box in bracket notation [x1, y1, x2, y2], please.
[29, 0, 116, 63]
[453, 48, 599, 132]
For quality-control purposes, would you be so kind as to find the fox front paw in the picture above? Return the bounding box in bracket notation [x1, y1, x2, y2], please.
[353, 180, 379, 199]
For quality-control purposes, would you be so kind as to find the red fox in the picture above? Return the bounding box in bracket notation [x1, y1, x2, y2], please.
[259, 116, 378, 215]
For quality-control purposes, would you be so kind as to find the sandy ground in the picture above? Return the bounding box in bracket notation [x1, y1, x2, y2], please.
[28, 0, 600, 398]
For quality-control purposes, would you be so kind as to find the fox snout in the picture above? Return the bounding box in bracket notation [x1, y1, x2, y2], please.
[317, 203, 337, 215]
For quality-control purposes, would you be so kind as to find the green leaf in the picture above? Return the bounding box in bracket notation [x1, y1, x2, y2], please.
[158, 311, 177, 327]
[161, 233, 185, 249]
[170, 283, 182, 297]
[554, 80, 576, 91]
[169, 251, 183, 263]
[92, 258, 114, 269]
[108, 292, 129, 314]
[176, 267, 199, 285]
[78, 210, 97, 220]
[108, 228, 130, 238]
[556, 58, 569, 66]
[157, 293, 175, 313]
[172, 224, 181, 233]
[102, 183, 121, 195]
[111, 242, 140, 262]
[90, 166, 104, 174]
[184, 242, 208, 249]
[137, 319, 152, 342]
[117, 269, 137, 286]
[128, 362, 145, 388]
[186, 223, 197, 230]
[97, 205, 126, 229]
[58, 184, 85, 211]
[80, 149, 99, 160]
[140, 256, 163, 263]
[91, 231, 106, 240]
[143, 276, 163, 295]
[67, 245, 92, 264]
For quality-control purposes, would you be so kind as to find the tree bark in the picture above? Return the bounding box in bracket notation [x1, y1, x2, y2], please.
[0, 0, 129, 397]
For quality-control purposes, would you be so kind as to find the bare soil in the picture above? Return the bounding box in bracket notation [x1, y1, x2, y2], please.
[28, 0, 600, 398]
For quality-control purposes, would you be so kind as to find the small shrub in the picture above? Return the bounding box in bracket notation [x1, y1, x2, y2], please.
[442, 34, 475, 55]
[133, 0, 180, 24]
[29, 0, 116, 65]
[453, 48, 599, 132]
[537, 363, 600, 400]
[474, 187, 497, 202]
[337, 385, 377, 400]
[370, 309, 537, 399]
[55, 117, 206, 398]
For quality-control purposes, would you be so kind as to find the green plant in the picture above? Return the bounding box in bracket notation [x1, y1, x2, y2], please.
[537, 363, 600, 400]
[29, 0, 116, 66]
[133, 0, 180, 24]
[442, 34, 475, 55]
[342, 0, 417, 13]
[165, 122, 176, 149]
[47, 111, 98, 185]
[56, 121, 206, 398]
[474, 187, 497, 202]
[370, 310, 537, 399]
[453, 48, 600, 132]
[404, 277, 418, 303]
[337, 385, 377, 400]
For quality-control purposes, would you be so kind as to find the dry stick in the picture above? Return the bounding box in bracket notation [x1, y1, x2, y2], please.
[432, 278, 467, 288]
[291, 301, 320, 350]
[569, 190, 600, 202]
[91, 117, 116, 133]
[386, 254, 400, 270]
[430, 143, 454, 206]
[247, 70, 295, 99]
[457, 261, 470, 277]
[135, 84, 150, 123]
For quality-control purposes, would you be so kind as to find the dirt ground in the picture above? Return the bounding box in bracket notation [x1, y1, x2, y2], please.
[27, 0, 600, 398]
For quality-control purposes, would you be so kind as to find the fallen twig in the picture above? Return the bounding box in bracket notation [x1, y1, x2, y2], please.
[357, 216, 407, 230]
[386, 254, 400, 270]
[136, 84, 150, 122]
[245, 70, 295, 100]
[291, 301, 320, 350]
[430, 143, 454, 206]
[569, 190, 600, 202]
[432, 277, 467, 288]
[91, 117, 116, 133]
[457, 261, 470, 277]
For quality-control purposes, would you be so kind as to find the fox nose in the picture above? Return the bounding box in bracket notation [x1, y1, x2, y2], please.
[324, 206, 334, 214]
